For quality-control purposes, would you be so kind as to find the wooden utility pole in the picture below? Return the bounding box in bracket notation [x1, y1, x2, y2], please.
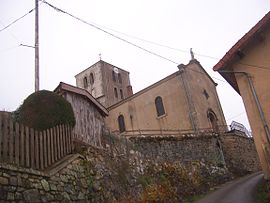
[35, 0, 40, 91]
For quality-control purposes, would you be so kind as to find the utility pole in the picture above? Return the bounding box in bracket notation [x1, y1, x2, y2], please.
[35, 0, 40, 91]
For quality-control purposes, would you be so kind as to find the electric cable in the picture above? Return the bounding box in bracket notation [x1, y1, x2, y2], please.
[41, 0, 179, 65]
[0, 8, 35, 33]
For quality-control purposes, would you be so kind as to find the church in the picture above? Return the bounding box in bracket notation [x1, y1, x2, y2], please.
[56, 58, 227, 145]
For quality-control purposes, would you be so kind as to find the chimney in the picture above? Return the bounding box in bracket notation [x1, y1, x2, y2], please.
[127, 85, 133, 96]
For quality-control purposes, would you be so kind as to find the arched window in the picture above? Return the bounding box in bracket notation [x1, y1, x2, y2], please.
[120, 89, 124, 99]
[118, 73, 122, 83]
[89, 73, 94, 85]
[114, 87, 118, 98]
[155, 96, 165, 117]
[83, 76, 88, 88]
[112, 71, 116, 82]
[118, 115, 126, 133]
[207, 109, 219, 132]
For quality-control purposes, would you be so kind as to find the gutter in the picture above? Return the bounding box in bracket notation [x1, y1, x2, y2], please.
[220, 70, 270, 143]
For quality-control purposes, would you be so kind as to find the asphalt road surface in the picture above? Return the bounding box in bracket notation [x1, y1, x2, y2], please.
[195, 172, 263, 203]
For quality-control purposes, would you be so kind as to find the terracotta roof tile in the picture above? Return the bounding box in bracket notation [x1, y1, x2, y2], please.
[213, 11, 270, 71]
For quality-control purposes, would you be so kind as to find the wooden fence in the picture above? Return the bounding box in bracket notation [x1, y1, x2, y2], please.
[0, 114, 74, 170]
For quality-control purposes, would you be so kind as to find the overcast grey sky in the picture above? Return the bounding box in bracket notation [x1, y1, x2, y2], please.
[0, 0, 269, 130]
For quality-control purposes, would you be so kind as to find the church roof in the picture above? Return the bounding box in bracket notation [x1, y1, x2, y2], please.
[54, 82, 108, 116]
[213, 11, 270, 93]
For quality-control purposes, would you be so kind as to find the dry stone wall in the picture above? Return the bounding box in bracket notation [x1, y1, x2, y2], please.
[129, 133, 225, 166]
[220, 133, 261, 175]
[0, 132, 261, 202]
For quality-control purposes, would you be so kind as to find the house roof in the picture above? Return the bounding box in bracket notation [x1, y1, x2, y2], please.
[74, 60, 130, 78]
[213, 11, 270, 93]
[54, 82, 108, 116]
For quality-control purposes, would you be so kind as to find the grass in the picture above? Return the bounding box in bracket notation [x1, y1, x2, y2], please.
[256, 180, 270, 203]
[181, 193, 207, 203]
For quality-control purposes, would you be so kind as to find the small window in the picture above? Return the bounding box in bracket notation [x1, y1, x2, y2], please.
[114, 87, 118, 98]
[118, 115, 126, 133]
[155, 96, 165, 116]
[90, 73, 94, 85]
[203, 89, 209, 99]
[83, 76, 88, 88]
[118, 73, 122, 83]
[112, 71, 116, 82]
[120, 89, 124, 99]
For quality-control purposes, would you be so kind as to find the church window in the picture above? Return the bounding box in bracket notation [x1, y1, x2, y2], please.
[155, 96, 165, 117]
[83, 76, 88, 88]
[207, 109, 219, 132]
[203, 89, 209, 99]
[89, 73, 94, 85]
[118, 73, 122, 83]
[112, 71, 116, 82]
[118, 115, 126, 133]
[120, 89, 124, 99]
[114, 87, 118, 98]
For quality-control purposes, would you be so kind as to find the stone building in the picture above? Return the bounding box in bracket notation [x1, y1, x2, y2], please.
[75, 60, 133, 108]
[105, 59, 227, 134]
[55, 82, 108, 146]
[213, 11, 270, 178]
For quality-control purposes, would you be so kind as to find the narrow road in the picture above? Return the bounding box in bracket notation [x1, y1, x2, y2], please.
[195, 172, 263, 203]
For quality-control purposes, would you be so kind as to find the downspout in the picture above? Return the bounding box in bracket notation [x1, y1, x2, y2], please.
[178, 64, 198, 133]
[220, 70, 270, 143]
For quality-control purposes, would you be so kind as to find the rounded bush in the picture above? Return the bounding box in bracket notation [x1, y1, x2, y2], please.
[15, 90, 75, 130]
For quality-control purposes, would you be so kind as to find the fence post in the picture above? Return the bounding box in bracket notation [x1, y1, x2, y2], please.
[15, 123, 20, 165]
[2, 116, 8, 162]
[35, 130, 39, 169]
[61, 125, 65, 156]
[20, 124, 25, 166]
[0, 115, 2, 162]
[53, 126, 58, 162]
[30, 128, 35, 169]
[9, 120, 14, 164]
[47, 128, 51, 166]
[66, 125, 70, 153]
[56, 125, 60, 160]
[59, 125, 63, 158]
[51, 127, 55, 164]
[43, 130, 48, 168]
[39, 131, 44, 170]
[25, 126, 30, 167]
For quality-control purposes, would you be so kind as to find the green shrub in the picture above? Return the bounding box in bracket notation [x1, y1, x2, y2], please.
[14, 90, 75, 130]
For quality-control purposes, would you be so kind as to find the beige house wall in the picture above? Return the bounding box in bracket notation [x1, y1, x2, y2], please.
[106, 61, 227, 134]
[229, 26, 270, 178]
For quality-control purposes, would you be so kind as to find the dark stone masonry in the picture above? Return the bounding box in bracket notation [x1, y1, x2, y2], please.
[0, 132, 261, 202]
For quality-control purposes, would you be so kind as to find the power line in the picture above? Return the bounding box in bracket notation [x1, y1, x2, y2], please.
[41, 0, 179, 65]
[0, 8, 35, 33]
[0, 45, 20, 53]
[42, 0, 270, 73]
[227, 112, 246, 121]
[41, 1, 228, 84]
[0, 19, 20, 43]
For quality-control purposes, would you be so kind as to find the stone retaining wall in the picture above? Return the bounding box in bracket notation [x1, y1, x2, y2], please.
[129, 133, 225, 166]
[220, 133, 261, 175]
[0, 159, 89, 203]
